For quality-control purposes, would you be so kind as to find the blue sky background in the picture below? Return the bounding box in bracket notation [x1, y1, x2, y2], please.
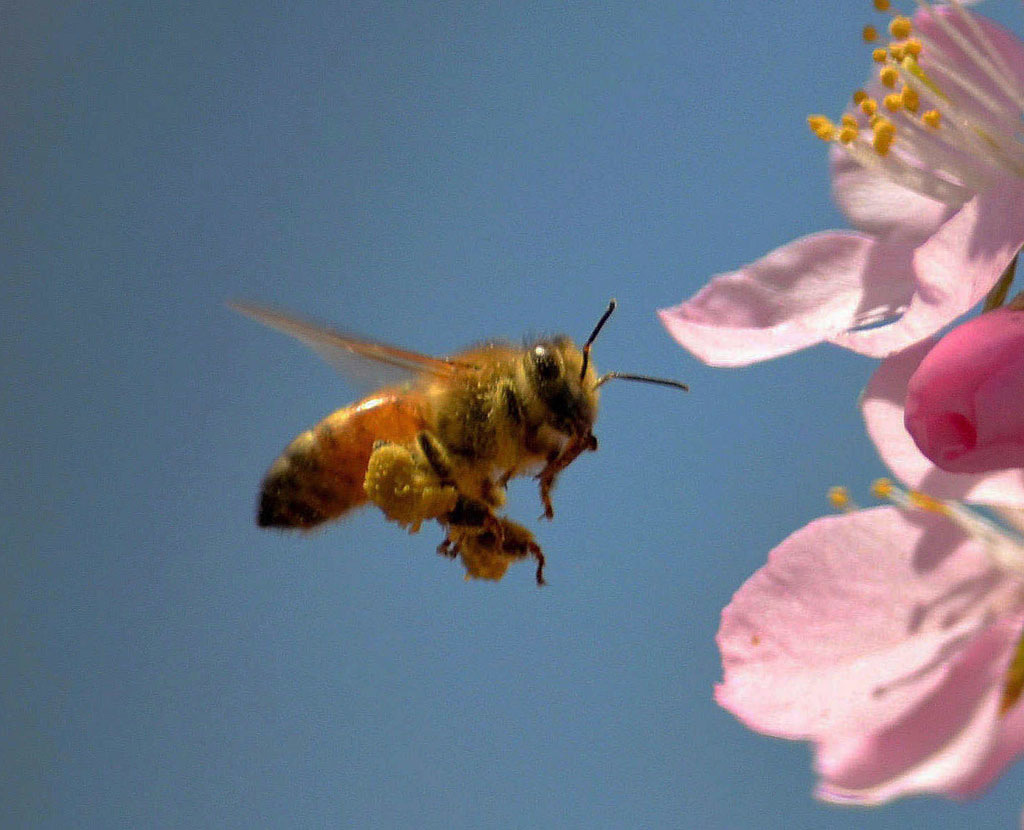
[7, 1, 1024, 827]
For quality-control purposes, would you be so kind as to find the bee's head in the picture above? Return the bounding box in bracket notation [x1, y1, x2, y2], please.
[526, 336, 600, 436]
[524, 300, 688, 438]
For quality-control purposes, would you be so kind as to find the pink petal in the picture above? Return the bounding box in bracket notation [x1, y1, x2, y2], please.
[830, 146, 954, 244]
[658, 232, 914, 367]
[905, 308, 1024, 473]
[716, 507, 1024, 802]
[948, 683, 1024, 798]
[862, 342, 1024, 507]
[716, 508, 1012, 742]
[815, 613, 1024, 804]
[916, 8, 1024, 127]
[831, 184, 1024, 357]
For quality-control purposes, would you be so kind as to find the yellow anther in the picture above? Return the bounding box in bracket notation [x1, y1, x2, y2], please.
[841, 113, 859, 129]
[874, 0, 891, 10]
[873, 126, 894, 155]
[838, 126, 858, 144]
[908, 490, 950, 515]
[883, 93, 903, 112]
[852, 89, 868, 105]
[860, 97, 878, 116]
[879, 65, 900, 88]
[904, 38, 922, 58]
[873, 116, 895, 136]
[901, 85, 919, 113]
[863, 25, 879, 43]
[871, 478, 894, 500]
[873, 47, 889, 64]
[808, 115, 837, 141]
[828, 486, 851, 510]
[889, 43, 906, 62]
[889, 16, 912, 40]
[922, 109, 942, 128]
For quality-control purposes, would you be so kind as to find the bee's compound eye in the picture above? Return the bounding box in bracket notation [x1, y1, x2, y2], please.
[532, 345, 560, 381]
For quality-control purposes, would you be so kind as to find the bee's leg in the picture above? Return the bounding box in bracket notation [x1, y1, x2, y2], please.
[416, 430, 505, 543]
[498, 523, 545, 585]
[364, 440, 458, 532]
[445, 494, 503, 543]
[536, 432, 598, 520]
[447, 516, 547, 585]
[436, 532, 459, 560]
[479, 476, 508, 508]
[416, 431, 454, 483]
[530, 542, 546, 586]
[420, 430, 507, 511]
[485, 518, 546, 586]
[537, 452, 559, 520]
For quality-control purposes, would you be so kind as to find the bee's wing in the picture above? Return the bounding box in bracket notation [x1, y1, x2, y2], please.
[230, 302, 477, 389]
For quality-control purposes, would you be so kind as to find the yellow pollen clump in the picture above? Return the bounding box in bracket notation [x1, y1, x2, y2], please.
[828, 486, 851, 510]
[808, 115, 837, 141]
[871, 478, 894, 500]
[807, 10, 928, 163]
[873, 119, 896, 155]
[922, 109, 942, 128]
[879, 65, 900, 88]
[900, 85, 919, 113]
[889, 16, 912, 40]
[872, 114, 897, 134]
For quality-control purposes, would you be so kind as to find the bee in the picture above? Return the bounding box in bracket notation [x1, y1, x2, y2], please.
[231, 300, 687, 584]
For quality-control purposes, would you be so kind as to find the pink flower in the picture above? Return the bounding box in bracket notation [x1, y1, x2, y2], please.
[863, 336, 1024, 507]
[717, 331, 1024, 804]
[904, 306, 1024, 474]
[660, 5, 1024, 367]
[717, 500, 1024, 804]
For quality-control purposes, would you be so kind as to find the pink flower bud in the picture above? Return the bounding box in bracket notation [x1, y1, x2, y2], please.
[904, 307, 1024, 473]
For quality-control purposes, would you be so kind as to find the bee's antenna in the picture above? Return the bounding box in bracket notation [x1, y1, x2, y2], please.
[594, 372, 689, 392]
[580, 299, 617, 380]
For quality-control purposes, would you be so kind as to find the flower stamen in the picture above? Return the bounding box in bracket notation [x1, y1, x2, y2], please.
[871, 478, 1024, 578]
[828, 486, 857, 512]
[808, 1, 1024, 205]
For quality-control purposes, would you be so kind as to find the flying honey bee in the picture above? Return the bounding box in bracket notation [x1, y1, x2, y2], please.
[231, 300, 687, 584]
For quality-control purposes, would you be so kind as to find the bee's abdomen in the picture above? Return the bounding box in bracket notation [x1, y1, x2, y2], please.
[257, 393, 427, 529]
